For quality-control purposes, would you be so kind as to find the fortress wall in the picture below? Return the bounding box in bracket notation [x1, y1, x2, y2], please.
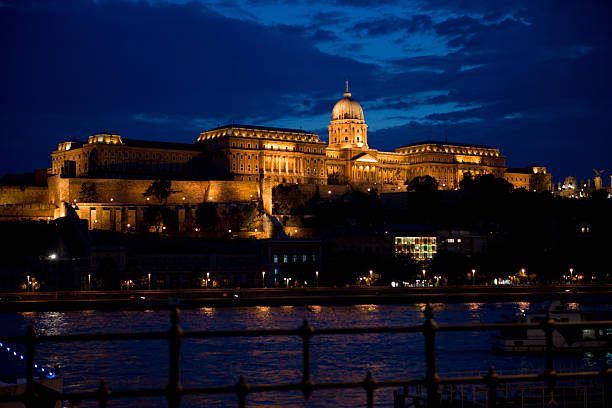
[54, 178, 260, 205]
[0, 203, 56, 220]
[0, 186, 49, 205]
[295, 184, 351, 198]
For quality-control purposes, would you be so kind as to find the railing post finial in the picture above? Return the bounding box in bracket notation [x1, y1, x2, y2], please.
[363, 371, 376, 408]
[96, 380, 111, 408]
[236, 375, 249, 408]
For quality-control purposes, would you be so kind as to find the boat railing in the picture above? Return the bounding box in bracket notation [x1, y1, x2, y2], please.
[0, 304, 610, 408]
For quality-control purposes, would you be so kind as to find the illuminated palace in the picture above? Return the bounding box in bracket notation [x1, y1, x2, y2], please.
[51, 85, 512, 188]
[8, 84, 549, 231]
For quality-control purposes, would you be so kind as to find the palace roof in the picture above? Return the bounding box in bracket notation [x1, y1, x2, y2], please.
[203, 124, 317, 135]
[399, 140, 494, 149]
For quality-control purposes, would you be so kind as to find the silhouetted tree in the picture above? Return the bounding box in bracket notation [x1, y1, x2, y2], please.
[327, 172, 350, 185]
[79, 182, 98, 202]
[529, 172, 550, 193]
[195, 202, 219, 230]
[241, 204, 263, 231]
[405, 175, 438, 192]
[144, 205, 174, 233]
[272, 184, 305, 214]
[142, 179, 179, 205]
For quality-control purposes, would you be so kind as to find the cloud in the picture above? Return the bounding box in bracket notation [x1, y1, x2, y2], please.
[349, 14, 434, 37]
[0, 0, 610, 182]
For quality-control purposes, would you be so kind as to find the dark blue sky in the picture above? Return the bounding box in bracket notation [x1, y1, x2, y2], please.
[1, 0, 610, 183]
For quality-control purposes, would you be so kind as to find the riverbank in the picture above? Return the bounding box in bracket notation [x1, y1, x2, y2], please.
[1, 284, 610, 311]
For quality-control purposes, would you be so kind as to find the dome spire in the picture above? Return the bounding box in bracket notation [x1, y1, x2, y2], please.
[344, 79, 351, 98]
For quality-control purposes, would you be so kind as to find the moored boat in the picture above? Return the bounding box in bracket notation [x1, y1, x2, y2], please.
[493, 301, 612, 352]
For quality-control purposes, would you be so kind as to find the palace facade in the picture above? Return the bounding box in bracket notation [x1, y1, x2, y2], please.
[51, 86, 509, 192]
[1, 85, 552, 231]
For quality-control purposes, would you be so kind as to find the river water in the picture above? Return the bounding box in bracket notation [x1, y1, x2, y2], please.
[1, 302, 609, 407]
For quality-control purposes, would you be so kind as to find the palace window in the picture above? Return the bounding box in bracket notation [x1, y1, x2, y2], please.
[273, 254, 278, 263]
[293, 254, 298, 262]
[283, 254, 288, 263]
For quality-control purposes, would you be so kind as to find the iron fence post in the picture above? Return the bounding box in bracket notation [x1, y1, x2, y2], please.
[542, 312, 557, 396]
[300, 319, 314, 399]
[236, 375, 249, 408]
[24, 325, 37, 408]
[96, 380, 110, 408]
[363, 371, 376, 408]
[485, 366, 498, 408]
[168, 308, 184, 408]
[601, 361, 610, 408]
[423, 304, 440, 408]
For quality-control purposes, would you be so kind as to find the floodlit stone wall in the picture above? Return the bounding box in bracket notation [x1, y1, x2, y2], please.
[0, 186, 49, 205]
[48, 176, 261, 205]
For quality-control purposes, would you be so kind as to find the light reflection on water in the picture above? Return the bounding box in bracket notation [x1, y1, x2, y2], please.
[0, 302, 607, 407]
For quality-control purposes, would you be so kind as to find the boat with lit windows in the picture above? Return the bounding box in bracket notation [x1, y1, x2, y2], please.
[492, 301, 612, 352]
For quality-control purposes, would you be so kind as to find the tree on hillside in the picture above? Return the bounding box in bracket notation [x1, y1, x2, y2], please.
[460, 173, 513, 195]
[79, 182, 98, 202]
[223, 205, 244, 232]
[405, 175, 439, 192]
[530, 172, 551, 193]
[144, 205, 174, 234]
[272, 184, 304, 214]
[459, 172, 474, 190]
[327, 172, 350, 185]
[142, 179, 179, 205]
[241, 204, 263, 231]
[195, 202, 219, 231]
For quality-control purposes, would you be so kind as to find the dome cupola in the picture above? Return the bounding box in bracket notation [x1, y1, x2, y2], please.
[328, 81, 368, 150]
[331, 81, 364, 122]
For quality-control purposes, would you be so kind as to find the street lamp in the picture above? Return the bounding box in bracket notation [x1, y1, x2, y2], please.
[471, 269, 476, 285]
[207, 272, 210, 288]
[315, 270, 319, 287]
[369, 270, 373, 286]
[262, 271, 266, 288]
[148, 273, 151, 290]
[26, 275, 30, 292]
[88, 273, 91, 290]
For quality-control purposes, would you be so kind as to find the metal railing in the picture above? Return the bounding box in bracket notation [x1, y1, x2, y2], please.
[0, 304, 610, 408]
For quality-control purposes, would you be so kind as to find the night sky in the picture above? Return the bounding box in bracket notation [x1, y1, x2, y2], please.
[1, 0, 610, 183]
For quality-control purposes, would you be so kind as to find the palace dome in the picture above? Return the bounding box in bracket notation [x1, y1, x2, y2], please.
[332, 89, 364, 122]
